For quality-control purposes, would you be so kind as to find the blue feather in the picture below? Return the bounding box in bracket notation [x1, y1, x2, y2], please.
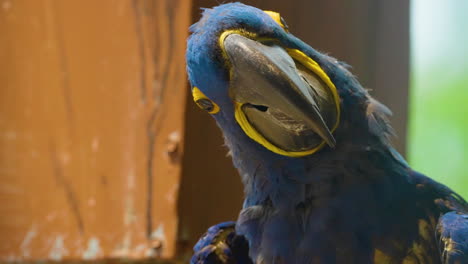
[187, 3, 468, 263]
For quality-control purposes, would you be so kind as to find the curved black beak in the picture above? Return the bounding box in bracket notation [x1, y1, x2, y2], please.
[223, 34, 336, 150]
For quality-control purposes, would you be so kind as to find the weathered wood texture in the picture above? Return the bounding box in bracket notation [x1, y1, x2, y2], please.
[179, 0, 409, 251]
[0, 0, 190, 261]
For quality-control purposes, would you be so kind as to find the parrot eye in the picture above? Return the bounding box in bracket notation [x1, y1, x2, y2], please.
[192, 87, 220, 114]
[196, 98, 215, 112]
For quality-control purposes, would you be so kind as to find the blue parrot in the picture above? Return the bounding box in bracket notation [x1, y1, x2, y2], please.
[186, 3, 468, 264]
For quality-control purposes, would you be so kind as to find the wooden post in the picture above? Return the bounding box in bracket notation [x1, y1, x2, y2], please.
[0, 0, 190, 261]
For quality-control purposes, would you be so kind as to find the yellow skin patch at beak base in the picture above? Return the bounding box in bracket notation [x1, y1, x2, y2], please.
[219, 30, 260, 64]
[234, 101, 329, 157]
[287, 48, 342, 132]
[219, 30, 341, 158]
[263, 11, 288, 31]
[192, 87, 220, 114]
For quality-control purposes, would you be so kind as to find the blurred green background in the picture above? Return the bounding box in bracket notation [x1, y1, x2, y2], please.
[409, 0, 468, 198]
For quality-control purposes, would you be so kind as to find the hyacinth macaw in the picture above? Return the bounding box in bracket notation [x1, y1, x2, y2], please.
[186, 3, 468, 264]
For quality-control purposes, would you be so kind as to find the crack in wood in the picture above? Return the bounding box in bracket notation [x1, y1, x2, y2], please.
[51, 1, 74, 121]
[132, 0, 147, 103]
[145, 0, 177, 239]
[146, 109, 168, 238]
[158, 0, 176, 103]
[49, 141, 84, 234]
[146, 109, 157, 238]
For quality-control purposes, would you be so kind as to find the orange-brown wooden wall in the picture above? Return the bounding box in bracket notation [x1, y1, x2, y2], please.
[1, 0, 190, 261]
[0, 0, 408, 262]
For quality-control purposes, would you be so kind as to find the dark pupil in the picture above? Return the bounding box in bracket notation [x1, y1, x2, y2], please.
[197, 99, 214, 112]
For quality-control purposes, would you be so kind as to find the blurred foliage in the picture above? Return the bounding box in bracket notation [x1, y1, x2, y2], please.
[408, 0, 468, 198]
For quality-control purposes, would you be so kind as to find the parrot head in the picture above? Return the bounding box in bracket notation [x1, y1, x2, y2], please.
[187, 3, 387, 159]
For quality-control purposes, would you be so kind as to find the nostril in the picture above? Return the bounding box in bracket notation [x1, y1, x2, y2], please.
[248, 104, 269, 112]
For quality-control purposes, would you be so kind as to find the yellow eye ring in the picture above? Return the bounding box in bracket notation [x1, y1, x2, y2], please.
[192, 87, 220, 114]
[264, 11, 289, 31]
